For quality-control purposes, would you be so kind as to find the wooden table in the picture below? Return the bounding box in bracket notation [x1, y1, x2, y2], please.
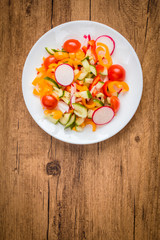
[0, 0, 159, 239]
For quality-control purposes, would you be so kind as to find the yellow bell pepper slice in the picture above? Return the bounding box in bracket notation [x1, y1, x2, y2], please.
[44, 110, 63, 120]
[54, 52, 69, 60]
[85, 118, 96, 131]
[75, 50, 85, 60]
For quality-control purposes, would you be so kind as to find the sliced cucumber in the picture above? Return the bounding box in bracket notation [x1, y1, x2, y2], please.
[93, 99, 104, 107]
[59, 113, 72, 125]
[84, 78, 94, 84]
[87, 109, 94, 119]
[95, 81, 104, 90]
[45, 47, 55, 55]
[75, 117, 85, 126]
[72, 103, 87, 118]
[90, 65, 97, 76]
[65, 114, 76, 129]
[81, 58, 90, 72]
[100, 67, 108, 76]
[44, 77, 60, 88]
[107, 97, 111, 105]
[45, 115, 59, 124]
[77, 72, 88, 80]
[96, 92, 105, 103]
[75, 126, 83, 132]
[51, 49, 67, 52]
[53, 87, 64, 98]
[61, 91, 71, 105]
[75, 90, 92, 99]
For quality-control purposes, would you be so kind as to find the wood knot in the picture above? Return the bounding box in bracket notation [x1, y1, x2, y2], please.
[46, 161, 61, 176]
[135, 136, 140, 142]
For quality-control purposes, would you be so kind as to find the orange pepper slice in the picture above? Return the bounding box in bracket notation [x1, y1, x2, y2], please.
[108, 81, 129, 93]
[33, 88, 40, 96]
[81, 98, 96, 109]
[75, 50, 85, 60]
[54, 52, 69, 60]
[96, 43, 112, 69]
[76, 84, 88, 92]
[85, 118, 96, 131]
[69, 53, 76, 59]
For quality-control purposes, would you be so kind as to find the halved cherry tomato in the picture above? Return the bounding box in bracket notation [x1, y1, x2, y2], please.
[41, 95, 58, 109]
[103, 81, 112, 97]
[108, 64, 125, 82]
[110, 96, 120, 113]
[63, 39, 81, 53]
[96, 65, 104, 74]
[44, 56, 57, 69]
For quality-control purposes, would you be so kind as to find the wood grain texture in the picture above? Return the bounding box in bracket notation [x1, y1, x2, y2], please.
[0, 0, 160, 240]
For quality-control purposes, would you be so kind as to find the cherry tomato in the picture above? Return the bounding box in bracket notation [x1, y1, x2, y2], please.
[108, 64, 125, 82]
[63, 39, 81, 53]
[96, 64, 104, 74]
[44, 56, 57, 69]
[110, 96, 120, 113]
[103, 81, 112, 97]
[41, 95, 58, 109]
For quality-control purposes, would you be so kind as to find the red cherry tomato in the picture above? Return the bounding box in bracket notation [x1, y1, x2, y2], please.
[108, 64, 126, 82]
[44, 56, 57, 69]
[41, 95, 58, 109]
[63, 39, 81, 53]
[110, 96, 120, 113]
[103, 81, 112, 97]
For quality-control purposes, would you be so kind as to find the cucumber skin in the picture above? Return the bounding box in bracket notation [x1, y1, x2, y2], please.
[44, 77, 60, 88]
[65, 114, 76, 129]
[59, 113, 72, 125]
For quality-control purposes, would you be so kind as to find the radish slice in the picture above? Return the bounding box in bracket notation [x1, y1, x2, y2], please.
[71, 83, 76, 96]
[96, 35, 115, 55]
[75, 97, 82, 102]
[71, 95, 76, 108]
[58, 101, 69, 113]
[55, 64, 74, 86]
[92, 106, 115, 125]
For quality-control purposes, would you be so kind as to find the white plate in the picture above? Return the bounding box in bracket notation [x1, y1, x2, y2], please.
[22, 21, 143, 145]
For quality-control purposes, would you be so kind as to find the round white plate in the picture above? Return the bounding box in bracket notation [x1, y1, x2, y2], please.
[22, 21, 143, 145]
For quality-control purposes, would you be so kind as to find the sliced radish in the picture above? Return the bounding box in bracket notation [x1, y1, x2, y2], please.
[96, 35, 115, 55]
[71, 95, 76, 108]
[92, 106, 115, 125]
[75, 97, 82, 102]
[55, 64, 74, 86]
[58, 101, 69, 113]
[71, 82, 76, 96]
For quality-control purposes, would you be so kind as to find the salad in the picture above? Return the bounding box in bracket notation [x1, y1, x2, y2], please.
[32, 35, 129, 132]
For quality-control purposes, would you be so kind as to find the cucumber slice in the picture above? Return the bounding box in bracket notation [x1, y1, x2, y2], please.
[90, 65, 97, 76]
[53, 87, 64, 98]
[95, 81, 104, 90]
[74, 69, 79, 75]
[77, 72, 88, 80]
[45, 115, 59, 124]
[75, 117, 85, 126]
[75, 90, 92, 99]
[87, 109, 94, 119]
[84, 78, 94, 84]
[51, 49, 67, 52]
[45, 47, 55, 55]
[61, 91, 71, 104]
[65, 114, 76, 129]
[100, 67, 108, 76]
[75, 126, 83, 132]
[44, 77, 60, 88]
[59, 113, 72, 125]
[72, 103, 87, 118]
[93, 99, 104, 107]
[96, 92, 105, 103]
[81, 59, 90, 72]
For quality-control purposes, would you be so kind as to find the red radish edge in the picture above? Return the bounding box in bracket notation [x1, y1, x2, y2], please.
[55, 64, 74, 86]
[95, 35, 115, 56]
[57, 101, 69, 113]
[83, 35, 87, 39]
[92, 106, 115, 125]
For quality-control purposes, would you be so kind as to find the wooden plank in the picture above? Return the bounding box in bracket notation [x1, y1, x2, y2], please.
[92, 0, 160, 239]
[0, 0, 52, 239]
[0, 0, 159, 240]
